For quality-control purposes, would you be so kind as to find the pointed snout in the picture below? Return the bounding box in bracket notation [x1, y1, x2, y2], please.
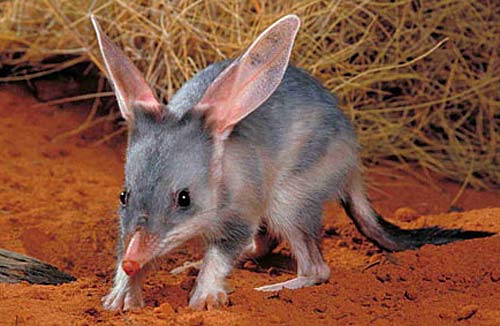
[121, 228, 159, 276]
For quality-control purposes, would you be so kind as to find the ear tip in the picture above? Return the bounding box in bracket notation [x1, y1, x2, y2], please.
[284, 14, 301, 22]
[90, 14, 101, 32]
[281, 14, 301, 30]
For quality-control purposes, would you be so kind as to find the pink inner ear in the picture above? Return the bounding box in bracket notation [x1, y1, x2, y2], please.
[137, 90, 157, 103]
[135, 89, 163, 117]
[196, 63, 240, 132]
[195, 15, 300, 137]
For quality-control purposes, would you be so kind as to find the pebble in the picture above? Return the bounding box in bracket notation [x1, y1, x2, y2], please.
[153, 302, 175, 316]
[243, 260, 258, 271]
[267, 267, 280, 277]
[153, 303, 175, 320]
[186, 314, 204, 326]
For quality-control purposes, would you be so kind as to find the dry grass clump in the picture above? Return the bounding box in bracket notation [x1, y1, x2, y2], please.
[0, 0, 498, 190]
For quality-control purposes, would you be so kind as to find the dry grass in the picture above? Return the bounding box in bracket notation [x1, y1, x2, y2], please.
[0, 0, 499, 189]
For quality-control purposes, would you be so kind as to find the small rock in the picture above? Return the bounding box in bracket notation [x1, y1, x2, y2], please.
[490, 271, 500, 282]
[154, 302, 175, 316]
[267, 267, 280, 277]
[456, 305, 478, 321]
[243, 260, 258, 271]
[187, 314, 204, 326]
[394, 207, 419, 222]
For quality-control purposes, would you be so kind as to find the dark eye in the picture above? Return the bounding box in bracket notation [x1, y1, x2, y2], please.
[177, 189, 191, 208]
[120, 189, 129, 206]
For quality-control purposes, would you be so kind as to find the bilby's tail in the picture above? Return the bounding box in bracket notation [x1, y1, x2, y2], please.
[341, 173, 495, 251]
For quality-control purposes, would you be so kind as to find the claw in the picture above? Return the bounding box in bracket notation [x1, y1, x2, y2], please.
[102, 293, 122, 311]
[102, 266, 145, 311]
[189, 289, 228, 310]
[102, 288, 144, 311]
[255, 276, 327, 292]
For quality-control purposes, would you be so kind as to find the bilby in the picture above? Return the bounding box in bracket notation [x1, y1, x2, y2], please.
[90, 14, 494, 311]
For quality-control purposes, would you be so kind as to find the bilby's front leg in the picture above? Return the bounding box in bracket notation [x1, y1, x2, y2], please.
[102, 261, 148, 311]
[189, 245, 232, 310]
[189, 218, 253, 310]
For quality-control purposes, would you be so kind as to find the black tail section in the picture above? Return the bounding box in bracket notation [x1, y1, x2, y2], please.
[340, 197, 495, 252]
[373, 212, 495, 251]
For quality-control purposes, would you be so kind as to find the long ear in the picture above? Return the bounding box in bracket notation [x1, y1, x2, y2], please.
[90, 15, 162, 121]
[195, 15, 300, 138]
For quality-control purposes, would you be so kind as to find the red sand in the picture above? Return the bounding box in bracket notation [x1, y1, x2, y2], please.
[0, 84, 498, 325]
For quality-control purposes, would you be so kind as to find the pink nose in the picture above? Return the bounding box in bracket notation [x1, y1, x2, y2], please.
[122, 259, 141, 276]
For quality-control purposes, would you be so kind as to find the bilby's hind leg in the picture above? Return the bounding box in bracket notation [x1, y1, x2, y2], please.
[255, 233, 330, 291]
[171, 223, 277, 275]
[240, 222, 280, 260]
[255, 200, 330, 291]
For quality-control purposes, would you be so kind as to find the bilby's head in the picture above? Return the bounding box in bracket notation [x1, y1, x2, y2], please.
[91, 15, 300, 276]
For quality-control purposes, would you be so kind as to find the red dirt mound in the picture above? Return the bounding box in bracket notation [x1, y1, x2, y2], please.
[0, 84, 498, 325]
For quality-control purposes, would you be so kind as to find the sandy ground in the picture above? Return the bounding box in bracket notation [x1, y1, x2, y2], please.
[0, 84, 498, 326]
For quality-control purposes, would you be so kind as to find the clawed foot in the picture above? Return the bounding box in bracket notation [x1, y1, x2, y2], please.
[255, 276, 327, 292]
[102, 286, 144, 311]
[189, 287, 228, 310]
[102, 266, 145, 311]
